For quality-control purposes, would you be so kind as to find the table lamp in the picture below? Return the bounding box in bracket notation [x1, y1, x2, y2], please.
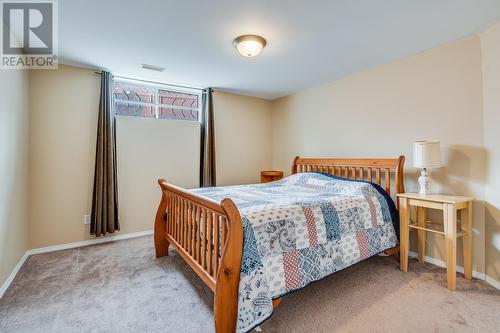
[413, 140, 441, 195]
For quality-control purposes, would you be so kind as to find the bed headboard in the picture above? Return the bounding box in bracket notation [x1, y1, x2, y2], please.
[291, 156, 405, 197]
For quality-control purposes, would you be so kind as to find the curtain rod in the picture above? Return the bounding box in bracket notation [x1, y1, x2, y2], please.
[94, 71, 203, 91]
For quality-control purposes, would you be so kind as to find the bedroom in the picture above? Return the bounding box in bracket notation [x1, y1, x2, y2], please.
[1, 1, 499, 332]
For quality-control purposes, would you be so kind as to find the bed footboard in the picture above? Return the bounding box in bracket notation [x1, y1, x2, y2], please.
[154, 179, 243, 333]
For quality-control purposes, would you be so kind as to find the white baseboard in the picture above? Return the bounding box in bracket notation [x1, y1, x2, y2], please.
[28, 229, 153, 255]
[0, 229, 153, 299]
[0, 251, 30, 299]
[408, 251, 499, 290]
[484, 275, 500, 290]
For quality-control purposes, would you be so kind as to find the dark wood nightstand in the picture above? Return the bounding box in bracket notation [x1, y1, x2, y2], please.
[260, 170, 284, 183]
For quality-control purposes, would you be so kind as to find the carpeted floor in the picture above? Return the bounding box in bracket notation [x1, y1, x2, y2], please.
[1, 236, 499, 333]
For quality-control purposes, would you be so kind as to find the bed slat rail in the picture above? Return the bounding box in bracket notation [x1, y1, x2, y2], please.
[155, 179, 242, 333]
[155, 181, 233, 291]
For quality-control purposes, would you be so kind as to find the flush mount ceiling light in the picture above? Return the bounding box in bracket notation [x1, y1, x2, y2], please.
[232, 35, 267, 57]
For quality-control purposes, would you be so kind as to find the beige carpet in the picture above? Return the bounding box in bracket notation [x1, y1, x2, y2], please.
[0, 236, 499, 333]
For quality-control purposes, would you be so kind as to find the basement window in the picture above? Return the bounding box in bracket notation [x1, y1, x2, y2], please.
[114, 78, 201, 121]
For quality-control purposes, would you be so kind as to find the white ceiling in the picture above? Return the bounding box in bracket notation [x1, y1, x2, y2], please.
[59, 0, 500, 100]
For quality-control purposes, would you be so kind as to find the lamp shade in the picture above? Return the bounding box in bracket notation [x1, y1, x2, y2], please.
[413, 140, 441, 168]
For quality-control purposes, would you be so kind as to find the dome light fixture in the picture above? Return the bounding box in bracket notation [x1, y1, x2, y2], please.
[232, 35, 267, 57]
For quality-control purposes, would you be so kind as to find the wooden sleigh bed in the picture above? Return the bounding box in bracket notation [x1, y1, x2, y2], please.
[154, 156, 405, 333]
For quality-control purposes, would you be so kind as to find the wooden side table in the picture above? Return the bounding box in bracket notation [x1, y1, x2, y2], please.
[397, 193, 473, 290]
[260, 170, 284, 183]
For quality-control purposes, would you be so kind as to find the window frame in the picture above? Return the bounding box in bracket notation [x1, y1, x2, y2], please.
[113, 77, 203, 122]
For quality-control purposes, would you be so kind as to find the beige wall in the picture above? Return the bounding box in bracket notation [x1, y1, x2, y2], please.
[480, 21, 500, 282]
[27, 66, 272, 248]
[29, 66, 100, 248]
[0, 70, 30, 285]
[116, 116, 200, 237]
[213, 91, 272, 185]
[271, 37, 487, 274]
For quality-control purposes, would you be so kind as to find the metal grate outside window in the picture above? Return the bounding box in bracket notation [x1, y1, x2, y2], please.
[114, 79, 201, 121]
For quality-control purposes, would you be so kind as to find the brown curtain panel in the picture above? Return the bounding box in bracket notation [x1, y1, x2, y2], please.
[91, 71, 119, 236]
[200, 88, 216, 187]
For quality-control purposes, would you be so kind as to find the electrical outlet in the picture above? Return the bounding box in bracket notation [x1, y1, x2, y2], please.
[83, 214, 91, 225]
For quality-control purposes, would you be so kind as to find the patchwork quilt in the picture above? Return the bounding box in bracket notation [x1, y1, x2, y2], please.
[191, 172, 399, 332]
